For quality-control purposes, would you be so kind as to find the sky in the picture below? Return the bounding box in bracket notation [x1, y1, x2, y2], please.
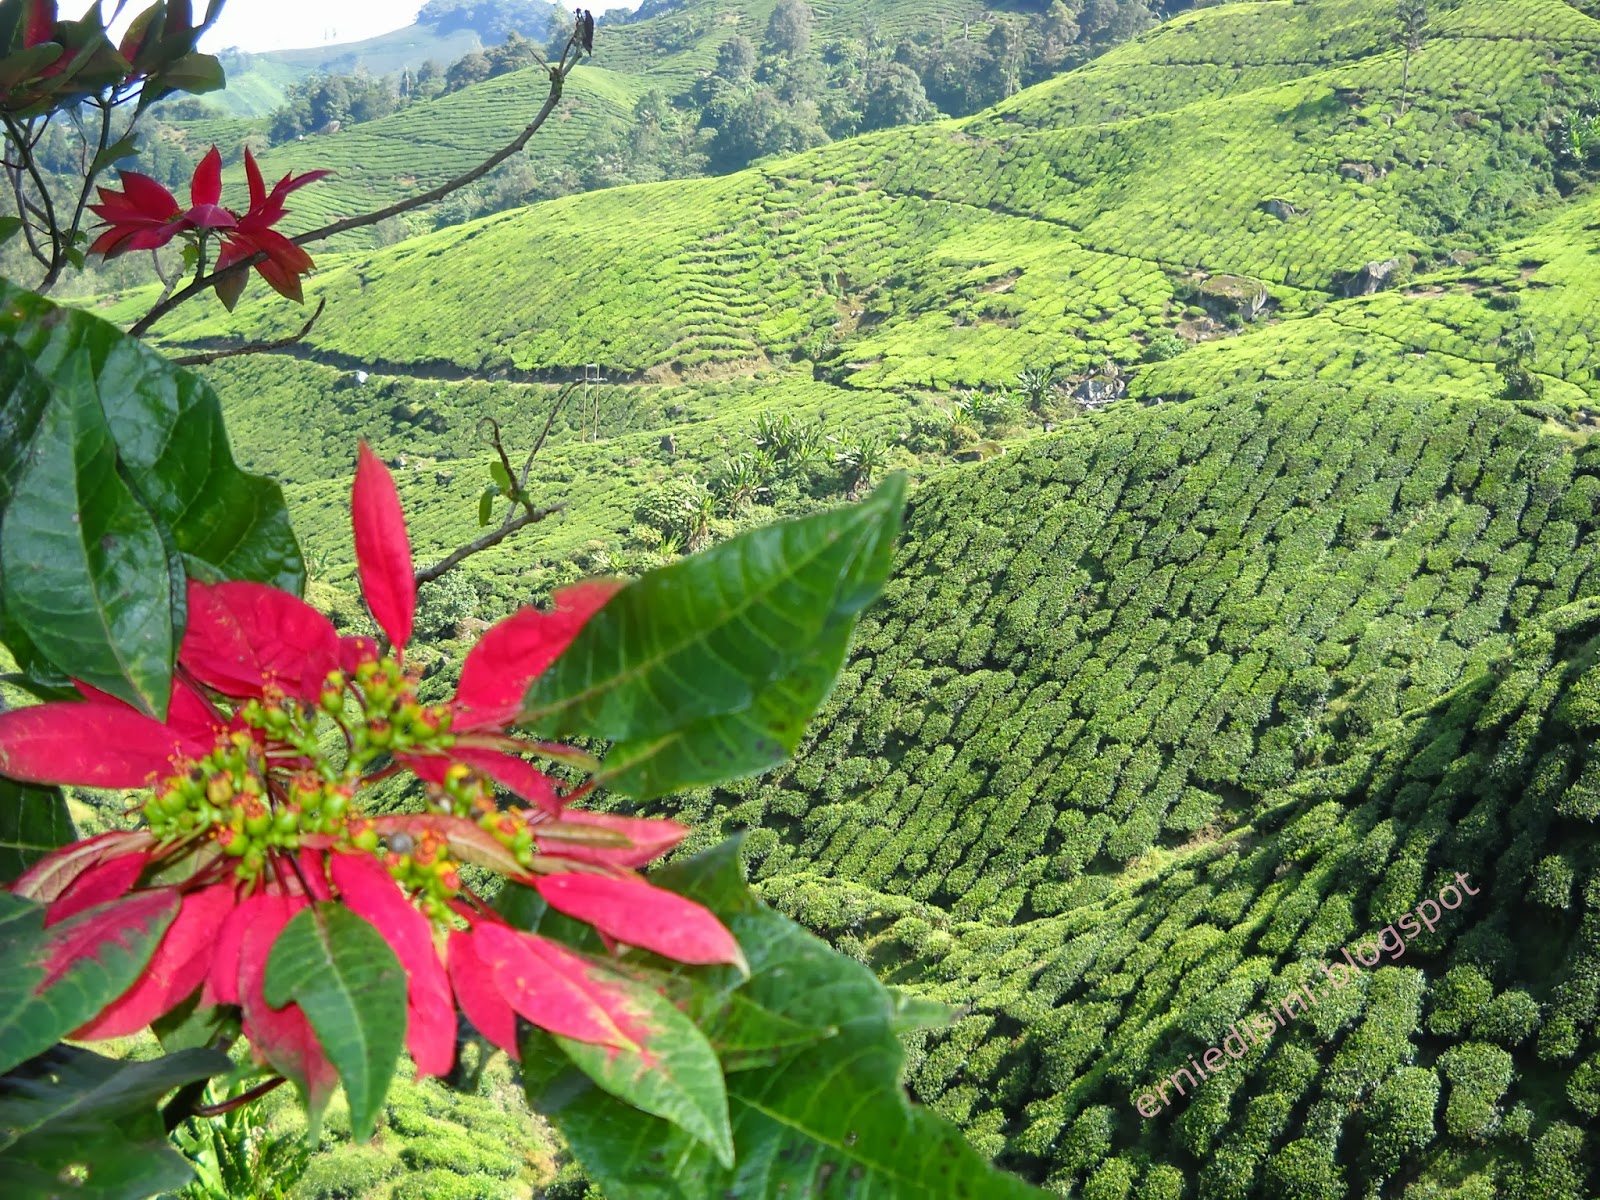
[77, 1, 636, 55]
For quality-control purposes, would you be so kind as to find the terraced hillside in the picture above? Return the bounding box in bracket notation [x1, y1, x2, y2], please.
[669, 380, 1600, 1194]
[101, 0, 1600, 592]
[187, 0, 1014, 245]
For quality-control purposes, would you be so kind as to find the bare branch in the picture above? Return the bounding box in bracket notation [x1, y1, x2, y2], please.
[414, 503, 563, 587]
[519, 381, 578, 491]
[172, 297, 327, 366]
[414, 383, 579, 586]
[128, 32, 589, 338]
[61, 99, 117, 262]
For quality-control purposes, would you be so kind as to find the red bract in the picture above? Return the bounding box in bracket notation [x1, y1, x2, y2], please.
[0, 442, 742, 1090]
[86, 170, 185, 256]
[213, 147, 329, 304]
[89, 144, 329, 305]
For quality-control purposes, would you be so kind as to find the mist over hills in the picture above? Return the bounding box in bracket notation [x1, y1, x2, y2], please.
[86, 0, 1600, 1193]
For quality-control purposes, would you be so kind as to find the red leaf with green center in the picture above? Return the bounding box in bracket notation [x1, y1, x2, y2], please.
[72, 882, 238, 1039]
[452, 581, 620, 731]
[239, 893, 336, 1115]
[447, 927, 519, 1058]
[538, 811, 688, 869]
[352, 443, 415, 650]
[37, 890, 179, 992]
[470, 922, 643, 1050]
[0, 696, 212, 788]
[330, 851, 455, 1077]
[45, 852, 149, 926]
[180, 579, 340, 703]
[533, 874, 745, 970]
[11, 830, 155, 904]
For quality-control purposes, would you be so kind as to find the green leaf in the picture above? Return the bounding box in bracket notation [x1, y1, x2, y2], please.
[489, 461, 513, 495]
[0, 891, 179, 1078]
[0, 217, 20, 246]
[0, 282, 304, 594]
[530, 973, 734, 1168]
[688, 990, 836, 1073]
[144, 49, 224, 98]
[0, 777, 75, 885]
[523, 475, 905, 792]
[478, 485, 495, 527]
[596, 620, 853, 799]
[0, 348, 173, 715]
[88, 135, 138, 178]
[525, 839, 1048, 1200]
[151, 990, 239, 1055]
[262, 903, 406, 1142]
[0, 1043, 229, 1199]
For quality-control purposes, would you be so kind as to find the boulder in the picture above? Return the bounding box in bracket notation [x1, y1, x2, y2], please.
[1341, 257, 1403, 297]
[1198, 274, 1271, 320]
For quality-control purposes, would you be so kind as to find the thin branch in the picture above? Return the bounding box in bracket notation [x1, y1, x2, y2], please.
[415, 502, 562, 587]
[6, 160, 50, 270]
[519, 381, 578, 491]
[4, 112, 63, 290]
[172, 297, 327, 366]
[413, 380, 577, 585]
[128, 32, 588, 338]
[191, 1076, 288, 1118]
[61, 98, 116, 260]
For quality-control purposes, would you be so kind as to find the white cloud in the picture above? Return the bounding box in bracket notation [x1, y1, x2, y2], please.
[75, 0, 637, 55]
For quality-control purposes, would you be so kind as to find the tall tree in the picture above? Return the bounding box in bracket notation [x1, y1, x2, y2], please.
[765, 0, 815, 58]
[1395, 0, 1428, 116]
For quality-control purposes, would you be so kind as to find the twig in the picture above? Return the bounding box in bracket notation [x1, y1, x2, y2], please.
[172, 298, 327, 366]
[519, 381, 578, 491]
[3, 112, 63, 290]
[128, 32, 588, 338]
[191, 1076, 288, 1118]
[413, 502, 563, 587]
[411, 382, 577, 586]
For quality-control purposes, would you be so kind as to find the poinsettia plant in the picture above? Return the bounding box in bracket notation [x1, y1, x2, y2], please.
[2, 443, 749, 1127]
[89, 145, 329, 306]
[0, 4, 1054, 1194]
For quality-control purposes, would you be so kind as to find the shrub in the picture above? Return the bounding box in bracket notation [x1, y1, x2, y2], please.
[1438, 1042, 1515, 1140]
[290, 1144, 400, 1200]
[1265, 1139, 1343, 1200]
[390, 1170, 519, 1200]
[415, 571, 480, 637]
[1474, 989, 1541, 1046]
[1428, 966, 1493, 1035]
[1364, 1066, 1439, 1175]
[1084, 1156, 1139, 1200]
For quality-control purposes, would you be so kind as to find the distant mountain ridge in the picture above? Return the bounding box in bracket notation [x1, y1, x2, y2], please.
[203, 0, 558, 116]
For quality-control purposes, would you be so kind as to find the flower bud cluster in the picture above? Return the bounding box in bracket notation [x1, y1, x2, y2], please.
[380, 826, 463, 921]
[343, 658, 454, 774]
[142, 658, 462, 883]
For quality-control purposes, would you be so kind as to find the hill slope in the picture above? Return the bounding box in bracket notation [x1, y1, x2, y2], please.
[98, 0, 1600, 593]
[685, 380, 1600, 1194]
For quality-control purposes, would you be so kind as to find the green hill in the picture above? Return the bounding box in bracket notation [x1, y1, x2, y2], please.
[722, 379, 1600, 1194]
[83, 0, 1600, 1191]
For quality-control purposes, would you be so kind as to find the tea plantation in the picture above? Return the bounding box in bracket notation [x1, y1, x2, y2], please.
[86, 0, 1600, 1194]
[662, 380, 1600, 1194]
